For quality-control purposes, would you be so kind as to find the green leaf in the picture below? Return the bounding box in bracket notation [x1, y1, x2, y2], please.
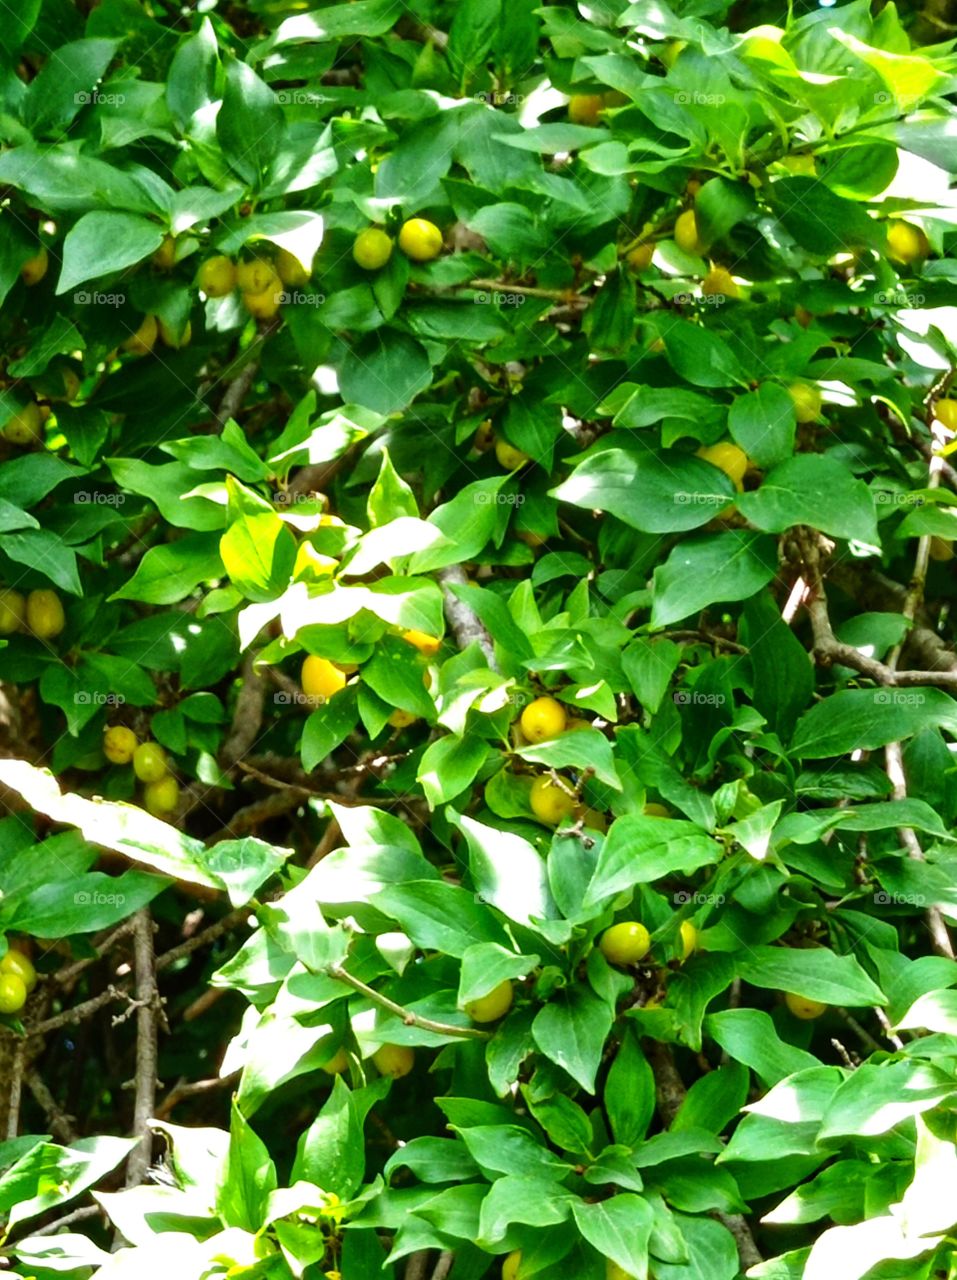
[741, 593, 814, 741]
[455, 814, 558, 929]
[202, 838, 286, 908]
[651, 531, 778, 627]
[516, 727, 621, 789]
[373, 880, 509, 958]
[454, 1125, 573, 1182]
[605, 1027, 655, 1147]
[818, 1060, 956, 1141]
[735, 946, 885, 1008]
[290, 1077, 366, 1199]
[24, 39, 118, 136]
[585, 815, 721, 906]
[221, 476, 297, 603]
[458, 942, 539, 1006]
[532, 985, 613, 1092]
[9, 870, 167, 936]
[658, 319, 746, 388]
[553, 446, 735, 533]
[111, 533, 223, 605]
[791, 687, 957, 758]
[57, 212, 165, 295]
[728, 384, 796, 469]
[339, 329, 433, 415]
[571, 1193, 654, 1277]
[737, 455, 878, 545]
[2, 529, 81, 594]
[167, 18, 219, 132]
[301, 688, 358, 772]
[217, 1100, 278, 1232]
[1, 1136, 135, 1231]
[217, 58, 285, 188]
[417, 734, 490, 808]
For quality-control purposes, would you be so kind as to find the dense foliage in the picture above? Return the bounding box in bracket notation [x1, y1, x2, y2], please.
[1, 1, 957, 1278]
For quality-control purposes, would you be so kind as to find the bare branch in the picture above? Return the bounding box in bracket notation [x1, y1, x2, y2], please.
[125, 910, 159, 1187]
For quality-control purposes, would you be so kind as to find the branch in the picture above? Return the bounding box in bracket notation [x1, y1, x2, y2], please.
[327, 965, 490, 1040]
[644, 1040, 762, 1269]
[212, 318, 280, 430]
[125, 910, 159, 1187]
[25, 1069, 76, 1143]
[5, 1039, 25, 1139]
[154, 1068, 240, 1121]
[436, 565, 497, 669]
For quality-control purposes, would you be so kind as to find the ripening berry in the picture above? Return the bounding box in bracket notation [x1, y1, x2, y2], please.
[520, 696, 567, 743]
[599, 921, 651, 966]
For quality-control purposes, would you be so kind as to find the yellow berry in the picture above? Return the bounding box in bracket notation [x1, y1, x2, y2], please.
[400, 629, 441, 656]
[197, 255, 237, 297]
[0, 950, 36, 993]
[465, 980, 513, 1023]
[20, 245, 49, 285]
[788, 382, 822, 423]
[301, 655, 347, 701]
[785, 992, 827, 1020]
[372, 1043, 415, 1078]
[679, 921, 697, 960]
[0, 972, 27, 1014]
[473, 419, 495, 452]
[929, 537, 954, 562]
[599, 921, 651, 966]
[674, 209, 701, 254]
[580, 807, 608, 833]
[781, 154, 817, 176]
[520, 695, 567, 743]
[236, 259, 279, 294]
[697, 441, 749, 486]
[564, 717, 592, 733]
[103, 725, 138, 765]
[502, 1251, 522, 1280]
[568, 93, 604, 125]
[143, 776, 180, 816]
[388, 708, 418, 728]
[133, 741, 168, 783]
[529, 775, 576, 826]
[0, 589, 26, 635]
[643, 802, 671, 818]
[352, 228, 394, 271]
[122, 314, 158, 356]
[321, 1047, 350, 1075]
[626, 241, 654, 271]
[702, 265, 739, 298]
[158, 317, 192, 349]
[274, 246, 309, 286]
[26, 589, 65, 639]
[397, 218, 443, 262]
[934, 399, 957, 432]
[3, 402, 43, 446]
[242, 286, 283, 319]
[152, 235, 177, 270]
[494, 438, 531, 470]
[886, 220, 929, 265]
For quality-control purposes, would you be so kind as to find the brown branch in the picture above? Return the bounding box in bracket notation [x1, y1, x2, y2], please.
[6, 1039, 25, 1139]
[25, 1069, 76, 1143]
[125, 910, 159, 1187]
[154, 1069, 241, 1121]
[155, 908, 251, 972]
[213, 318, 280, 429]
[436, 565, 497, 668]
[220, 654, 266, 768]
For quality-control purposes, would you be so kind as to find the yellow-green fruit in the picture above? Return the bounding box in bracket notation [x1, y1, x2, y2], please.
[103, 725, 138, 765]
[606, 1264, 634, 1280]
[275, 246, 310, 286]
[301, 655, 347, 701]
[580, 807, 608, 833]
[788, 382, 822, 423]
[133, 742, 168, 783]
[465, 980, 514, 1023]
[502, 1251, 521, 1280]
[781, 154, 817, 176]
[158, 317, 192, 349]
[3, 402, 43, 446]
[321, 1047, 350, 1075]
[0, 972, 27, 1015]
[372, 1043, 415, 1078]
[0, 950, 37, 993]
[600, 921, 651, 966]
[152, 235, 177, 270]
[122, 314, 158, 356]
[144, 776, 180, 816]
[20, 245, 49, 285]
[702, 266, 739, 298]
[568, 93, 604, 125]
[564, 717, 592, 733]
[529, 775, 576, 826]
[929, 537, 954, 562]
[674, 209, 702, 254]
[785, 992, 827, 1020]
[388, 708, 418, 728]
[0, 589, 26, 635]
[494, 438, 531, 470]
[401, 628, 441, 656]
[643, 802, 671, 817]
[679, 921, 697, 960]
[697, 441, 749, 486]
[26, 589, 65, 639]
[352, 228, 394, 271]
[473, 419, 495, 452]
[626, 241, 654, 271]
[198, 255, 237, 297]
[934, 398, 957, 432]
[520, 695, 567, 743]
[886, 220, 929, 265]
[398, 218, 443, 262]
[236, 259, 281, 295]
[242, 286, 283, 320]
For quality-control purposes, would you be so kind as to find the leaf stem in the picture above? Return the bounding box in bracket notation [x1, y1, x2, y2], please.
[326, 965, 490, 1040]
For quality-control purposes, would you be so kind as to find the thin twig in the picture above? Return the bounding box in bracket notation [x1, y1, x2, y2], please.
[327, 966, 489, 1040]
[154, 1069, 240, 1121]
[125, 910, 159, 1187]
[25, 1070, 76, 1143]
[6, 1040, 25, 1139]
